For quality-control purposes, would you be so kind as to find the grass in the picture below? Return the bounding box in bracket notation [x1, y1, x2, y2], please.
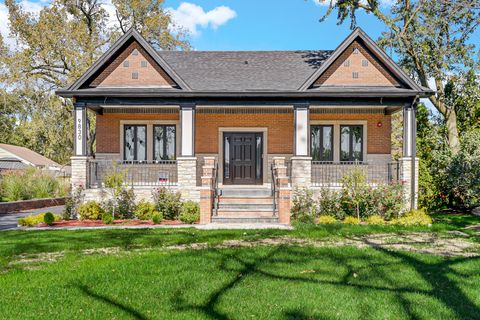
[0, 212, 479, 319]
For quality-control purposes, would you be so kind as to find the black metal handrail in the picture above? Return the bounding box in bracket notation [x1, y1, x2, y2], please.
[271, 163, 277, 216]
[88, 159, 178, 188]
[213, 160, 220, 216]
[311, 161, 401, 187]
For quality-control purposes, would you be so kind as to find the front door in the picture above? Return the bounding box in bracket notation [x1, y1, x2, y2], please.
[223, 132, 263, 185]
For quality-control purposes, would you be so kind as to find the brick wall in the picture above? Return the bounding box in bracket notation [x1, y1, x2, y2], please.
[90, 40, 176, 88]
[195, 112, 295, 154]
[96, 113, 179, 153]
[310, 113, 391, 154]
[314, 39, 401, 87]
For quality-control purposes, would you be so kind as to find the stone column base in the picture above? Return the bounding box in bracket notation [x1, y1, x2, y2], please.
[71, 156, 89, 190]
[291, 156, 312, 189]
[399, 157, 419, 210]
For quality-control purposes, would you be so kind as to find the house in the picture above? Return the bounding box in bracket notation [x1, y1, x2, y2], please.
[0, 143, 62, 173]
[56, 28, 432, 224]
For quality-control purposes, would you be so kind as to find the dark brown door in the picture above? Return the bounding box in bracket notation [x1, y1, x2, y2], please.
[223, 132, 263, 185]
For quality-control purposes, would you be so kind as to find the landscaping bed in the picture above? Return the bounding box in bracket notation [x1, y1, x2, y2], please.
[28, 218, 191, 228]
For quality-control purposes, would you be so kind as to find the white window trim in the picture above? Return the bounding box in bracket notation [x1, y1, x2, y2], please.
[120, 120, 180, 161]
[310, 120, 367, 163]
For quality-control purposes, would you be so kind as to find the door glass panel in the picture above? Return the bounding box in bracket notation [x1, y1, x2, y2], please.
[255, 135, 262, 180]
[311, 126, 320, 161]
[124, 125, 135, 161]
[154, 125, 176, 160]
[340, 125, 363, 162]
[352, 126, 362, 161]
[224, 135, 230, 179]
[165, 126, 175, 160]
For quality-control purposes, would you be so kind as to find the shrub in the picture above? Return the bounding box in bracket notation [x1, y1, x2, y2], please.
[134, 200, 158, 220]
[1, 172, 30, 201]
[78, 201, 104, 220]
[291, 188, 316, 223]
[391, 208, 432, 226]
[179, 201, 200, 224]
[102, 212, 114, 225]
[316, 188, 344, 219]
[43, 212, 55, 225]
[371, 183, 404, 220]
[343, 216, 360, 224]
[152, 212, 163, 224]
[317, 215, 337, 224]
[153, 188, 182, 220]
[102, 188, 136, 219]
[341, 168, 370, 221]
[18, 213, 60, 227]
[366, 215, 385, 225]
[63, 186, 84, 220]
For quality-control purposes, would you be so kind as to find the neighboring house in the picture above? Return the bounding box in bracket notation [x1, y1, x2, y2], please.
[0, 143, 62, 173]
[56, 28, 432, 225]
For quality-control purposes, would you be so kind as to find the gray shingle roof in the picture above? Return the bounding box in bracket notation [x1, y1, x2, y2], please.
[157, 50, 333, 91]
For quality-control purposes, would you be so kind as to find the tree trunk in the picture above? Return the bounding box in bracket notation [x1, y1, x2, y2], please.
[445, 109, 460, 153]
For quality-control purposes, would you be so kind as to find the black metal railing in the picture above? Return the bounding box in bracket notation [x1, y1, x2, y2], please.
[213, 160, 220, 216]
[271, 163, 278, 216]
[88, 160, 178, 188]
[311, 161, 400, 187]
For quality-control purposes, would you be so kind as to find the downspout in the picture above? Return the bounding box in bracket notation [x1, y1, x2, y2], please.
[410, 96, 419, 210]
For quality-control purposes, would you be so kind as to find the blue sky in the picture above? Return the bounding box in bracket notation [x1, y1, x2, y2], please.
[165, 0, 390, 51]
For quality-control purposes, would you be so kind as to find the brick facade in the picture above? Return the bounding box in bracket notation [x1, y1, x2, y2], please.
[310, 112, 391, 154]
[195, 111, 294, 154]
[314, 39, 402, 87]
[89, 41, 176, 88]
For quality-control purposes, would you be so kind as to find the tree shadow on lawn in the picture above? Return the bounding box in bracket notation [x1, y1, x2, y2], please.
[171, 244, 480, 320]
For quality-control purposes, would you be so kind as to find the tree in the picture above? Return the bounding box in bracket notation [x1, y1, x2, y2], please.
[317, 0, 480, 152]
[0, 0, 190, 164]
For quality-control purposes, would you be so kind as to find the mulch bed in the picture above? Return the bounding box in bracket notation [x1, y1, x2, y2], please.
[35, 219, 189, 228]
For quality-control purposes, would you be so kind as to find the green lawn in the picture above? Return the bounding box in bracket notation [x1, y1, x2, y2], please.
[0, 213, 479, 319]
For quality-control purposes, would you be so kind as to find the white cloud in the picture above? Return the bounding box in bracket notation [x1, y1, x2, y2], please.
[0, 0, 45, 48]
[168, 2, 237, 36]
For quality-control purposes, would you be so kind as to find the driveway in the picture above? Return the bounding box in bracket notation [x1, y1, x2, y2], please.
[0, 206, 64, 231]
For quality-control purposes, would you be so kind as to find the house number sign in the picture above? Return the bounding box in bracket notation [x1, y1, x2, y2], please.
[75, 107, 84, 155]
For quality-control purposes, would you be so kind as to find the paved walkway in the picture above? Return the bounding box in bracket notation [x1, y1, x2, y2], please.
[0, 206, 64, 231]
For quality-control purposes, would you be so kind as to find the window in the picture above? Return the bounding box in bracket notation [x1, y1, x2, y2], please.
[123, 60, 129, 67]
[124, 125, 146, 161]
[132, 49, 139, 56]
[132, 72, 138, 79]
[362, 59, 368, 67]
[141, 60, 148, 68]
[340, 125, 363, 162]
[343, 59, 350, 67]
[153, 125, 176, 160]
[352, 72, 359, 79]
[311, 125, 333, 161]
[353, 47, 359, 54]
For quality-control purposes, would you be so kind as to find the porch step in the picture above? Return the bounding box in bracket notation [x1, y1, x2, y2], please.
[215, 210, 275, 218]
[218, 197, 273, 205]
[217, 203, 274, 210]
[212, 217, 279, 223]
[219, 188, 272, 198]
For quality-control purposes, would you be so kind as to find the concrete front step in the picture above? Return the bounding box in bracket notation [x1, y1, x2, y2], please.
[215, 210, 276, 218]
[219, 188, 272, 198]
[211, 217, 279, 223]
[217, 203, 274, 210]
[218, 197, 274, 205]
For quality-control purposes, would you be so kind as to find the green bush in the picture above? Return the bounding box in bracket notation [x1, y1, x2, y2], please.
[179, 201, 200, 224]
[63, 186, 84, 220]
[78, 201, 104, 220]
[152, 212, 163, 224]
[102, 188, 136, 219]
[291, 188, 316, 223]
[43, 212, 55, 225]
[317, 215, 337, 224]
[153, 188, 182, 220]
[18, 213, 61, 227]
[134, 200, 158, 220]
[102, 212, 114, 224]
[391, 208, 432, 226]
[316, 188, 344, 219]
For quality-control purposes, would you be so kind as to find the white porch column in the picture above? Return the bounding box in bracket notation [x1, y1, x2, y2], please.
[291, 104, 312, 188]
[400, 102, 419, 210]
[178, 104, 198, 200]
[71, 103, 89, 189]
